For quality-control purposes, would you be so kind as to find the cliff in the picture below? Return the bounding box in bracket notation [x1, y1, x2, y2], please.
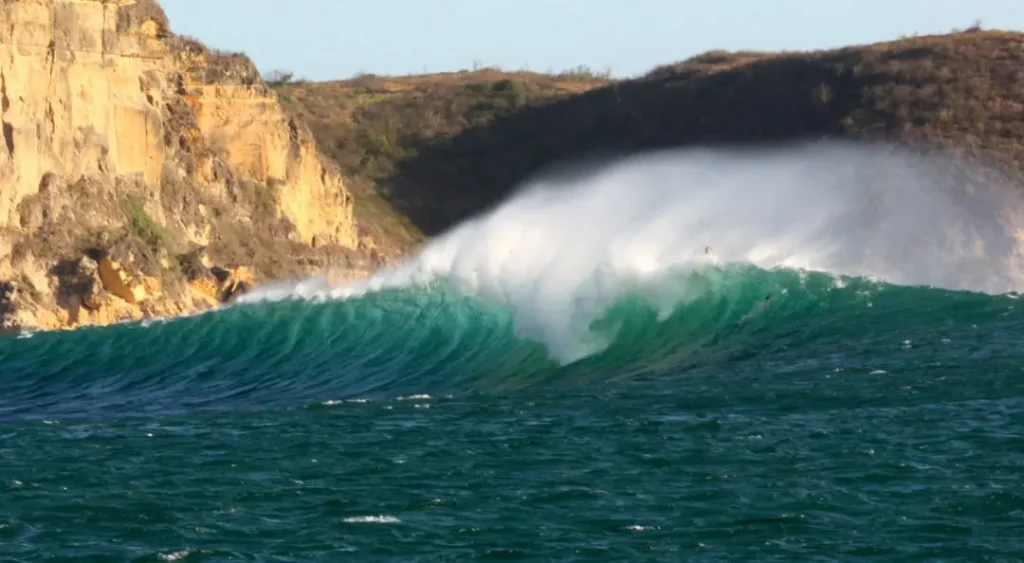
[0, 0, 369, 332]
[279, 31, 1024, 237]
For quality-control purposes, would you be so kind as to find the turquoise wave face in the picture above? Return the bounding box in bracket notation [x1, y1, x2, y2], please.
[2, 264, 1021, 422]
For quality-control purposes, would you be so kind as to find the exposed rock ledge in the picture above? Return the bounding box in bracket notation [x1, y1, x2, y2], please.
[0, 248, 256, 332]
[0, 0, 383, 332]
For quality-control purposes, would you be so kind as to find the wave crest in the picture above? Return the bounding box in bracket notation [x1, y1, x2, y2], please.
[242, 142, 1024, 362]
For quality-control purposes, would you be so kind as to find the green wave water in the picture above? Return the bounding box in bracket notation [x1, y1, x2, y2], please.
[5, 265, 1016, 421]
[4, 144, 1024, 560]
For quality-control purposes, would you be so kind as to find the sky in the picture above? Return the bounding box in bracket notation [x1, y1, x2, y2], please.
[160, 0, 1024, 82]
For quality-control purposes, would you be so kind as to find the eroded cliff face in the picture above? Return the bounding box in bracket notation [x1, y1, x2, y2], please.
[0, 0, 366, 332]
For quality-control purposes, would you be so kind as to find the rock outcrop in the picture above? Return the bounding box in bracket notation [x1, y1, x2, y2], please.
[0, 0, 370, 332]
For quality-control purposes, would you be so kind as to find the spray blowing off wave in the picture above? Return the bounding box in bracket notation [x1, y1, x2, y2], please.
[241, 141, 1024, 363]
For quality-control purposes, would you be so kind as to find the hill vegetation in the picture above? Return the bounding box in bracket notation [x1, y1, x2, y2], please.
[276, 30, 1024, 238]
[272, 68, 611, 240]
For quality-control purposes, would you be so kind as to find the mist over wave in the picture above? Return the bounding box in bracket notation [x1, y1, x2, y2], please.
[240, 141, 1024, 362]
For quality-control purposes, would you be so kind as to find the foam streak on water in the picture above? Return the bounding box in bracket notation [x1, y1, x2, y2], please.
[241, 141, 1024, 362]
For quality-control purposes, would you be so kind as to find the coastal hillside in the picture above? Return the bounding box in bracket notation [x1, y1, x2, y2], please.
[280, 30, 1024, 236]
[0, 0, 378, 332]
[273, 69, 611, 246]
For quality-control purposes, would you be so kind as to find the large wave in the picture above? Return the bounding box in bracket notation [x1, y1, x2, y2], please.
[4, 141, 1024, 420]
[242, 141, 1024, 362]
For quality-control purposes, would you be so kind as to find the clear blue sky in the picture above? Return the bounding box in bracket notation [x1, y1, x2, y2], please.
[160, 0, 1024, 81]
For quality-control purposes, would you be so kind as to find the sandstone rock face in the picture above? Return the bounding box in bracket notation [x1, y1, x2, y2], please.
[184, 81, 356, 249]
[0, 0, 365, 332]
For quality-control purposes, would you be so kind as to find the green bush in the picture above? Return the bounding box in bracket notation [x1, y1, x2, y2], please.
[122, 195, 168, 250]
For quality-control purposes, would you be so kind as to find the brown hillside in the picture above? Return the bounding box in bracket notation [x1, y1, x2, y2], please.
[284, 30, 1024, 236]
[273, 69, 611, 242]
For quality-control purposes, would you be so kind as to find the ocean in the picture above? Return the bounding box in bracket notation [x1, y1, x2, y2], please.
[2, 143, 1024, 561]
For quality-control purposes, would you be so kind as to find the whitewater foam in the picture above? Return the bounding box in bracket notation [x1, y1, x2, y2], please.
[239, 141, 1024, 362]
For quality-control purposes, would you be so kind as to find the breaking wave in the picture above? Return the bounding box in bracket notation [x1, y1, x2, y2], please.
[4, 141, 1024, 420]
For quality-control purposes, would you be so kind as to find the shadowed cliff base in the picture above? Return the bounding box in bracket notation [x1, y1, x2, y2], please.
[281, 30, 1024, 236]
